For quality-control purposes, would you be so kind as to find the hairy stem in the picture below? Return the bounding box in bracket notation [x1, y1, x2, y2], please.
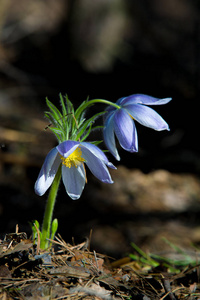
[40, 165, 61, 249]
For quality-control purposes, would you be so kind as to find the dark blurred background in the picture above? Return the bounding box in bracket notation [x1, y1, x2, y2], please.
[1, 0, 200, 258]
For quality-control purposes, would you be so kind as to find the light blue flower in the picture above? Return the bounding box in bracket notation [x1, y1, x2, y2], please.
[103, 94, 172, 160]
[35, 140, 116, 200]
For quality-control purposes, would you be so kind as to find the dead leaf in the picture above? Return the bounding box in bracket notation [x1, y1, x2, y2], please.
[0, 265, 12, 278]
[0, 241, 33, 258]
[49, 265, 90, 278]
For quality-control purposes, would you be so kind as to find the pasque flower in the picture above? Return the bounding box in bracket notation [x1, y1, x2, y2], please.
[103, 94, 172, 160]
[35, 140, 115, 200]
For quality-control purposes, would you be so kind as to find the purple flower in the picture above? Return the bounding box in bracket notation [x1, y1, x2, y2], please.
[35, 141, 116, 200]
[103, 94, 172, 160]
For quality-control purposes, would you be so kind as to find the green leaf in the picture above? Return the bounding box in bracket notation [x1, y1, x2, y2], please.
[90, 140, 103, 146]
[74, 97, 90, 121]
[46, 98, 63, 126]
[30, 220, 41, 245]
[90, 125, 104, 131]
[48, 128, 63, 142]
[80, 124, 93, 142]
[76, 119, 93, 140]
[59, 93, 67, 116]
[44, 112, 56, 126]
[130, 242, 159, 267]
[65, 95, 74, 114]
[51, 218, 58, 241]
[76, 111, 105, 140]
[45, 98, 72, 139]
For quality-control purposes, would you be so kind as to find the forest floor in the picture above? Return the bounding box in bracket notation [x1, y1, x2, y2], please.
[0, 227, 200, 300]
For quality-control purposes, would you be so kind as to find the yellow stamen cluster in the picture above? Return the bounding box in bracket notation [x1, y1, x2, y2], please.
[60, 147, 85, 168]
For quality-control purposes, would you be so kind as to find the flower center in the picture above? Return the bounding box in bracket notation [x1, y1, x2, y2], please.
[60, 147, 85, 168]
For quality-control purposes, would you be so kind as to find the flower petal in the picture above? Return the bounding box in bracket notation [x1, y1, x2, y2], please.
[114, 109, 138, 152]
[62, 164, 86, 200]
[81, 147, 114, 183]
[125, 104, 170, 131]
[120, 94, 172, 106]
[57, 140, 79, 157]
[34, 147, 60, 196]
[81, 142, 116, 169]
[103, 112, 120, 161]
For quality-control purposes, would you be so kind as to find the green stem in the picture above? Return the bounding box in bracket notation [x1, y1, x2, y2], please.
[86, 99, 121, 109]
[40, 165, 61, 249]
[75, 98, 120, 122]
